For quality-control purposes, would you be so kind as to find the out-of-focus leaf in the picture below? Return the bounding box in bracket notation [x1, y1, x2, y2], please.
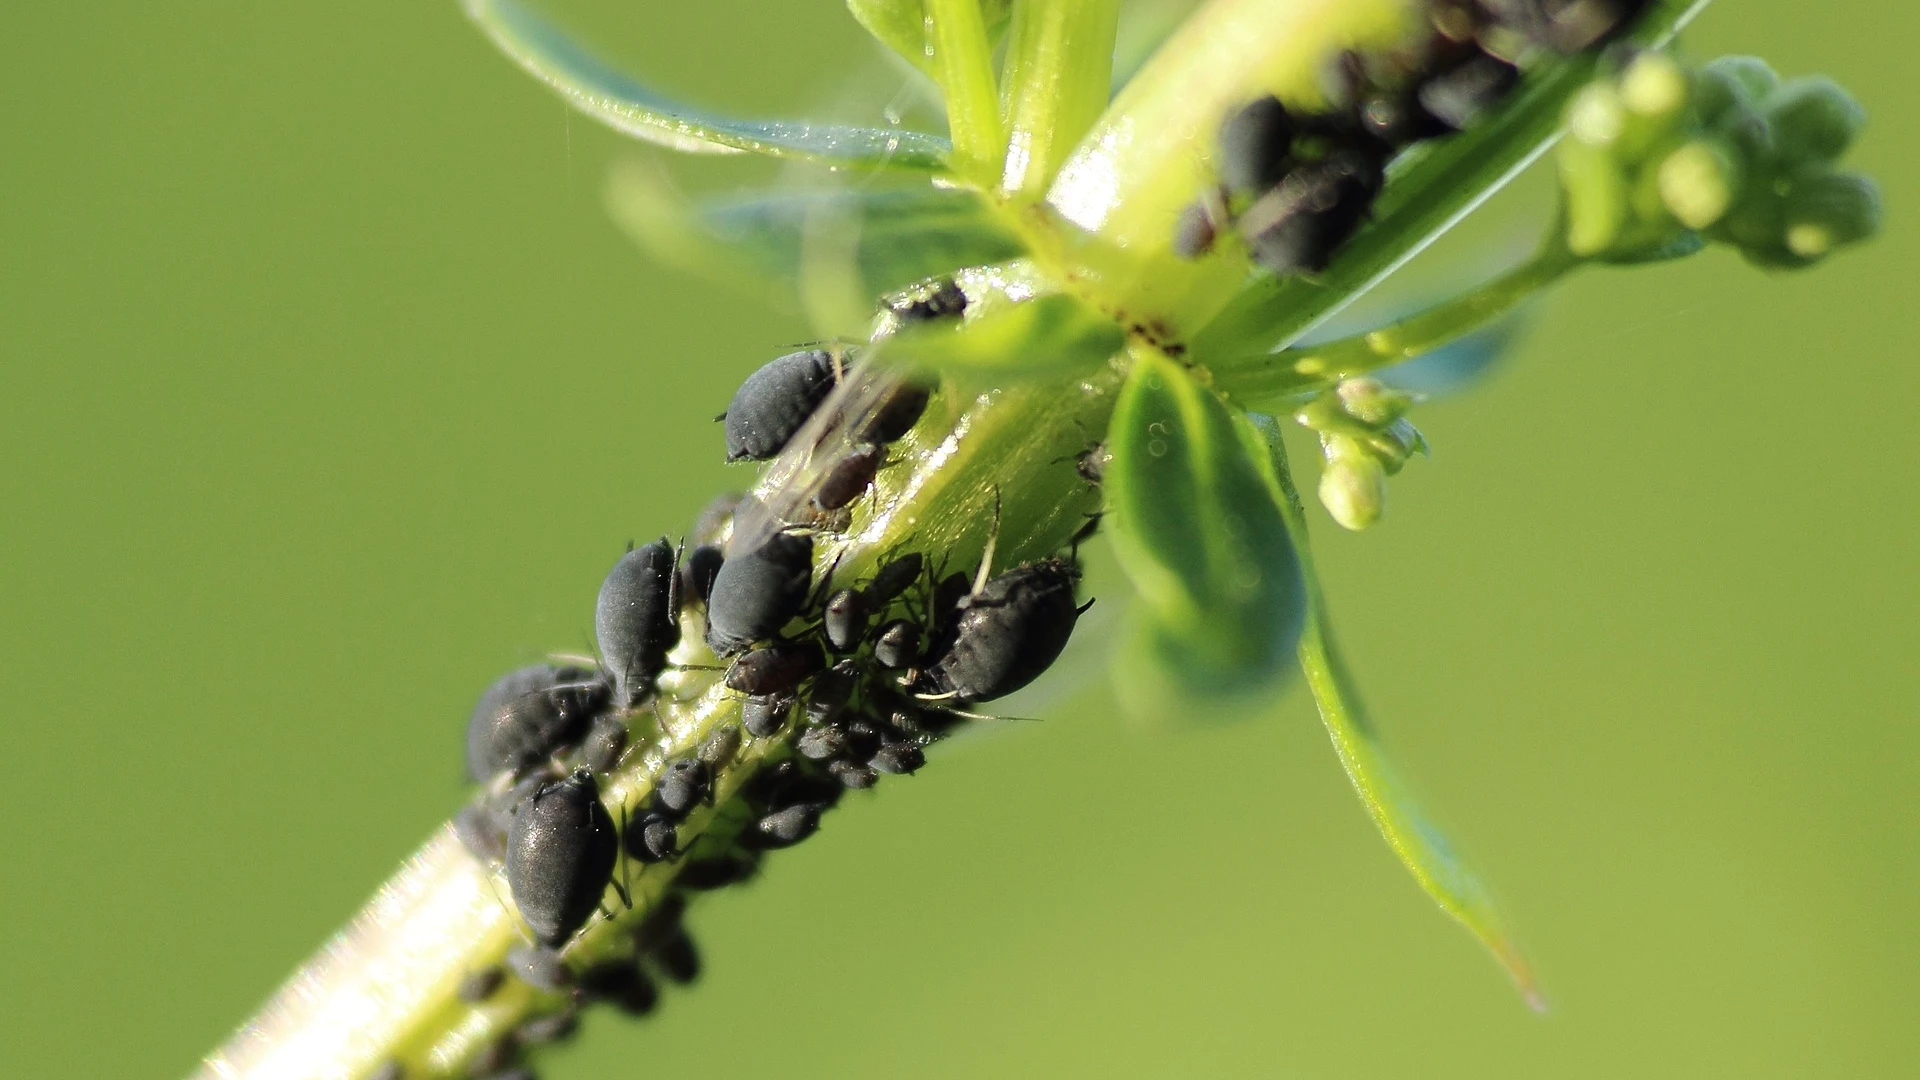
[1105, 353, 1305, 699]
[876, 261, 1124, 384]
[604, 165, 1023, 327]
[1248, 413, 1546, 1010]
[465, 0, 951, 171]
[848, 0, 1012, 78]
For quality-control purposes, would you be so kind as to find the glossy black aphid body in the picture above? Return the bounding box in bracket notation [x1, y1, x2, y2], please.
[796, 723, 848, 761]
[827, 759, 878, 790]
[741, 692, 793, 738]
[705, 532, 815, 656]
[870, 742, 926, 776]
[581, 714, 628, 773]
[651, 758, 713, 820]
[725, 640, 823, 696]
[681, 544, 724, 607]
[873, 618, 921, 670]
[626, 812, 680, 863]
[457, 965, 506, 1003]
[594, 539, 680, 708]
[723, 349, 839, 462]
[806, 661, 857, 723]
[698, 723, 741, 769]
[812, 443, 885, 512]
[465, 664, 606, 782]
[505, 769, 620, 948]
[744, 803, 824, 849]
[1219, 95, 1296, 198]
[823, 588, 868, 652]
[1242, 150, 1386, 275]
[862, 552, 925, 607]
[855, 381, 932, 445]
[924, 559, 1082, 703]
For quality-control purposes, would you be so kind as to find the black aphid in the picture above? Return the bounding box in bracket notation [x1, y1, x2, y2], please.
[923, 558, 1084, 703]
[870, 742, 926, 776]
[625, 812, 680, 864]
[457, 965, 506, 1003]
[465, 664, 606, 781]
[506, 943, 574, 993]
[1417, 53, 1519, 130]
[705, 532, 815, 656]
[743, 759, 845, 811]
[1240, 150, 1385, 276]
[467, 1038, 517, 1078]
[516, 1007, 579, 1046]
[842, 716, 884, 762]
[744, 803, 825, 849]
[805, 660, 857, 724]
[863, 552, 925, 607]
[633, 892, 687, 948]
[827, 759, 878, 790]
[724, 639, 824, 696]
[854, 380, 932, 445]
[823, 588, 869, 653]
[645, 927, 702, 985]
[681, 543, 724, 607]
[741, 692, 793, 739]
[579, 959, 658, 1016]
[651, 758, 713, 820]
[796, 723, 848, 761]
[698, 723, 741, 769]
[888, 277, 968, 322]
[594, 538, 681, 708]
[812, 442, 885, 512]
[722, 348, 840, 462]
[505, 769, 621, 948]
[873, 618, 921, 670]
[455, 803, 507, 862]
[1219, 95, 1296, 198]
[581, 714, 628, 773]
[675, 854, 759, 891]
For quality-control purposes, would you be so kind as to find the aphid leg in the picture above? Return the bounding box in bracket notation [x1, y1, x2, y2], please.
[1069, 512, 1103, 556]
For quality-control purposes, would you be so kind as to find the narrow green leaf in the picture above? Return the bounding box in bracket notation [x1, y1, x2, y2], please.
[998, 0, 1121, 195]
[604, 165, 1023, 330]
[848, 0, 1013, 78]
[1105, 352, 1304, 697]
[1249, 414, 1545, 1009]
[928, 0, 1008, 183]
[465, 0, 951, 171]
[876, 261, 1124, 384]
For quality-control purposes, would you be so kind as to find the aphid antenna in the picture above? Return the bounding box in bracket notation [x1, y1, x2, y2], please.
[1068, 512, 1103, 558]
[971, 489, 1004, 598]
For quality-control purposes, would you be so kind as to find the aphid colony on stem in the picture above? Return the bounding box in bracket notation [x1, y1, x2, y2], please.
[1175, 0, 1653, 272]
[442, 288, 1089, 1078]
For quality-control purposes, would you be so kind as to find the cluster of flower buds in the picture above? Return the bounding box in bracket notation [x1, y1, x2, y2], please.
[1178, 0, 1656, 275]
[1558, 51, 1881, 267]
[1295, 378, 1430, 531]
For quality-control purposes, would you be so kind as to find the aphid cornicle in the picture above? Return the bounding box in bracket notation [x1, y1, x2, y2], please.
[594, 538, 681, 708]
[923, 558, 1084, 703]
[722, 348, 840, 462]
[465, 664, 606, 781]
[704, 531, 815, 656]
[505, 768, 621, 948]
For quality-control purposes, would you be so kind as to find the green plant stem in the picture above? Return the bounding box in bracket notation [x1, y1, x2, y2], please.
[929, 0, 1007, 185]
[1214, 241, 1580, 404]
[194, 374, 1109, 1080]
[998, 0, 1121, 196]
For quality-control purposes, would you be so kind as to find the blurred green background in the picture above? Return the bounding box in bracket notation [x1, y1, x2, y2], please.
[1, 2, 1912, 1076]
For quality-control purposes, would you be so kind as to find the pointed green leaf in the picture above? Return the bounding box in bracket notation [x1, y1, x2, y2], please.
[876, 261, 1124, 384]
[1248, 414, 1545, 1009]
[604, 166, 1023, 329]
[848, 0, 1013, 78]
[465, 0, 951, 171]
[1105, 352, 1304, 697]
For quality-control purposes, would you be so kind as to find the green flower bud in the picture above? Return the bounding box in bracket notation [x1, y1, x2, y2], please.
[1766, 76, 1867, 166]
[1568, 81, 1628, 148]
[1782, 172, 1883, 259]
[1558, 137, 1630, 257]
[1621, 53, 1689, 122]
[1334, 377, 1412, 427]
[1319, 436, 1386, 531]
[1658, 140, 1742, 229]
[1695, 56, 1779, 126]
